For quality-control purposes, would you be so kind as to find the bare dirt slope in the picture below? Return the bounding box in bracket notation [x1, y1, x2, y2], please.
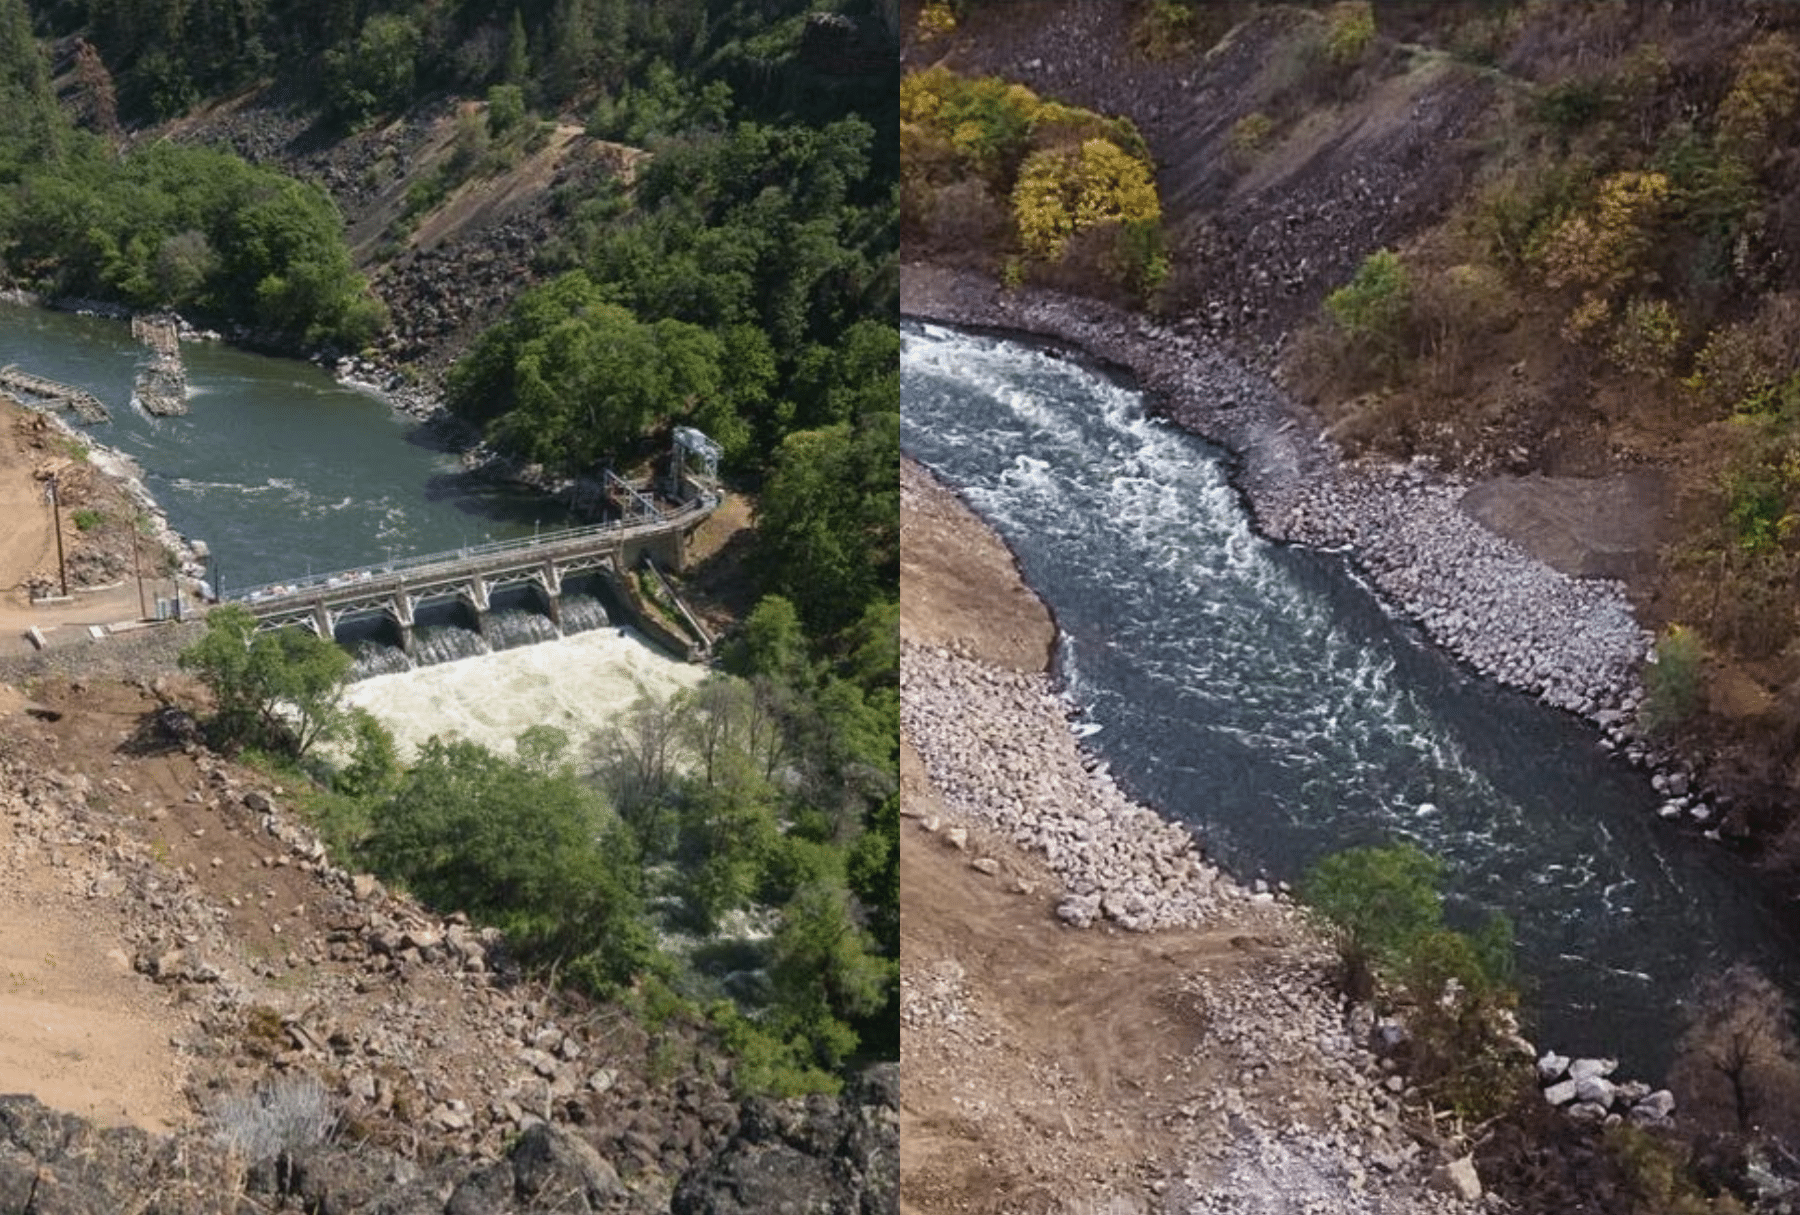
[900, 744, 1263, 1213]
[0, 672, 747, 1200]
[0, 801, 188, 1131]
[0, 401, 177, 654]
[901, 456, 1210, 1209]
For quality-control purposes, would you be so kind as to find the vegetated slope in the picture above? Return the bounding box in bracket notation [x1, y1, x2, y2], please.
[0, 673, 894, 1212]
[904, 0, 1800, 865]
[0, 2, 901, 1207]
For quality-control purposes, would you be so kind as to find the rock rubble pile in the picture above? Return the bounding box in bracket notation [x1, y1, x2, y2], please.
[902, 639, 1279, 934]
[0, 698, 897, 1212]
[901, 637, 1490, 1213]
[1534, 1052, 1675, 1129]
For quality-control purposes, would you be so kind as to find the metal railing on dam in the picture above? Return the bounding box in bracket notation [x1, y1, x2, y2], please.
[228, 496, 717, 652]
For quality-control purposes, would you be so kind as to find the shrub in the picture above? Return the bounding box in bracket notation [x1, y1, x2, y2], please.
[212, 1075, 335, 1164]
[1323, 2, 1375, 68]
[1324, 249, 1412, 372]
[1228, 112, 1276, 163]
[1685, 294, 1800, 417]
[916, 1, 955, 40]
[1413, 262, 1518, 382]
[1537, 170, 1669, 296]
[1531, 78, 1611, 136]
[1607, 297, 1683, 377]
[1305, 844, 1522, 1118]
[70, 508, 104, 531]
[1642, 624, 1704, 734]
[1471, 157, 1595, 271]
[1304, 843, 1445, 1001]
[1132, 0, 1198, 61]
[1715, 33, 1800, 167]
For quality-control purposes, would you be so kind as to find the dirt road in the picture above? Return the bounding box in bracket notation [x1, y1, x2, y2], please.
[901, 458, 1261, 1210]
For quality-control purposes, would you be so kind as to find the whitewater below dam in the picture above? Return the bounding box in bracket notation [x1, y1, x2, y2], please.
[342, 625, 706, 761]
[902, 319, 1798, 1074]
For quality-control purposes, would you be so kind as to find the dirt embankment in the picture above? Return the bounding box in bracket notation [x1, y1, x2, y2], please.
[900, 457, 1490, 1215]
[0, 396, 195, 659]
[0, 664, 895, 1212]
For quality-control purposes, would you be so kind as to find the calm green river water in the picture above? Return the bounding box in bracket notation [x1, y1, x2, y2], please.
[1, 301, 579, 593]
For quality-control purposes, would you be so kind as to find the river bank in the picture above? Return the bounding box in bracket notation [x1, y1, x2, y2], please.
[901, 265, 1653, 726]
[900, 455, 1502, 1213]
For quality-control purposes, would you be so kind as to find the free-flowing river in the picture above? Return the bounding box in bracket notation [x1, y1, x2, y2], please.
[902, 319, 1798, 1075]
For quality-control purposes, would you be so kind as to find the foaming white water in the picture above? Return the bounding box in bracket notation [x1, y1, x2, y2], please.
[342, 627, 707, 761]
[904, 319, 1800, 1071]
[908, 324, 1498, 833]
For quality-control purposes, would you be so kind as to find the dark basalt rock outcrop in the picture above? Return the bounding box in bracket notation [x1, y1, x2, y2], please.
[671, 1064, 898, 1215]
[0, 1068, 899, 1215]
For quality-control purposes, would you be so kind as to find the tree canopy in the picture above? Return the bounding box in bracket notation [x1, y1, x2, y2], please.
[362, 736, 650, 989]
[178, 605, 352, 758]
[0, 137, 384, 347]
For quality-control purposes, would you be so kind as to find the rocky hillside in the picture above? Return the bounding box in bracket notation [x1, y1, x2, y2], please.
[141, 93, 630, 381]
[903, 0, 1800, 867]
[0, 673, 894, 1213]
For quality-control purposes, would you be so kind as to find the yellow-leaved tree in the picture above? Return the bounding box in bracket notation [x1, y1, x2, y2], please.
[1012, 138, 1161, 261]
[1536, 169, 1669, 340]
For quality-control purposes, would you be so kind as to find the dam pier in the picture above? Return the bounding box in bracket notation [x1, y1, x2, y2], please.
[233, 428, 723, 664]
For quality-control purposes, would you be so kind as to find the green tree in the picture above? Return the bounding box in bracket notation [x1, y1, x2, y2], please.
[1325, 248, 1413, 361]
[502, 8, 529, 86]
[756, 413, 899, 636]
[769, 878, 892, 1070]
[363, 737, 650, 988]
[1303, 842, 1447, 1001]
[847, 793, 898, 957]
[450, 271, 725, 471]
[1642, 624, 1704, 735]
[487, 83, 527, 137]
[591, 692, 686, 851]
[178, 604, 351, 758]
[0, 0, 62, 175]
[514, 723, 571, 773]
[334, 706, 399, 799]
[324, 13, 420, 128]
[735, 594, 810, 686]
[1305, 843, 1521, 1117]
[677, 758, 779, 932]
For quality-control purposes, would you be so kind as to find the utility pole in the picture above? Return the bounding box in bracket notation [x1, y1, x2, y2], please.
[48, 474, 67, 599]
[133, 530, 147, 619]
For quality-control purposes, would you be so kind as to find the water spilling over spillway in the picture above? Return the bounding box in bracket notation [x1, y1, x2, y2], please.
[341, 625, 707, 761]
[902, 320, 1799, 1072]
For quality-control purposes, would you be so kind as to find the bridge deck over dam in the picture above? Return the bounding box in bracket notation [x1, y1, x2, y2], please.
[231, 497, 716, 655]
